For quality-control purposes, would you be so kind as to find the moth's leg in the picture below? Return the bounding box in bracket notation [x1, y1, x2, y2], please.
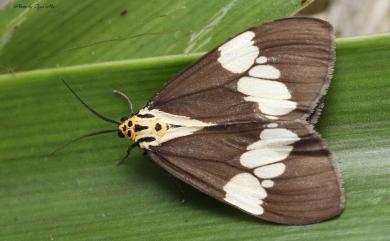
[113, 90, 133, 114]
[116, 143, 138, 166]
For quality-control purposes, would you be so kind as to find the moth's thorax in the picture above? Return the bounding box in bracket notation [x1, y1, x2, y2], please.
[118, 114, 167, 142]
[129, 108, 215, 149]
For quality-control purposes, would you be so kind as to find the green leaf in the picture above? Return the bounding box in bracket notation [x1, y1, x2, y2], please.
[1, 32, 390, 240]
[0, 0, 311, 73]
[1, 0, 389, 240]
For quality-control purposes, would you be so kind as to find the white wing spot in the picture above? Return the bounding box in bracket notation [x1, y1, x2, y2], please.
[255, 56, 267, 64]
[240, 128, 300, 168]
[240, 145, 293, 169]
[235, 129, 299, 198]
[237, 77, 291, 100]
[261, 180, 274, 188]
[233, 42, 297, 119]
[254, 163, 286, 179]
[218, 31, 259, 73]
[267, 123, 278, 128]
[249, 65, 281, 79]
[223, 173, 266, 215]
[244, 96, 297, 116]
[253, 128, 300, 149]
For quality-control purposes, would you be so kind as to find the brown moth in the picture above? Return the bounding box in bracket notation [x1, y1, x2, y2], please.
[59, 17, 344, 225]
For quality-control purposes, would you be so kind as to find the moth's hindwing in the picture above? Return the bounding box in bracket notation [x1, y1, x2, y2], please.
[146, 17, 335, 124]
[147, 121, 344, 224]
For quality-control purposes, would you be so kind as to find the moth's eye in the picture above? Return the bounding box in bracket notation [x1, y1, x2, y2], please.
[118, 131, 125, 138]
[120, 116, 127, 122]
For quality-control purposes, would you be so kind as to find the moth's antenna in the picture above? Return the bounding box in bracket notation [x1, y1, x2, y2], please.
[49, 129, 117, 156]
[113, 90, 133, 114]
[62, 79, 120, 124]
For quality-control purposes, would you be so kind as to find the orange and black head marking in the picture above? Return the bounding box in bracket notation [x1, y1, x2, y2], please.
[118, 116, 136, 141]
[117, 114, 168, 143]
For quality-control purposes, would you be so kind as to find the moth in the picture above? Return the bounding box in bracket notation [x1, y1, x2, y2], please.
[59, 17, 344, 225]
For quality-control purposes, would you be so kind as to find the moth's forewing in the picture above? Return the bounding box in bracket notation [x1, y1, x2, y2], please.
[147, 17, 335, 124]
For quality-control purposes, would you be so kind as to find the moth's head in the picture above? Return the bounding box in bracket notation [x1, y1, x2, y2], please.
[52, 80, 139, 160]
[118, 115, 136, 141]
